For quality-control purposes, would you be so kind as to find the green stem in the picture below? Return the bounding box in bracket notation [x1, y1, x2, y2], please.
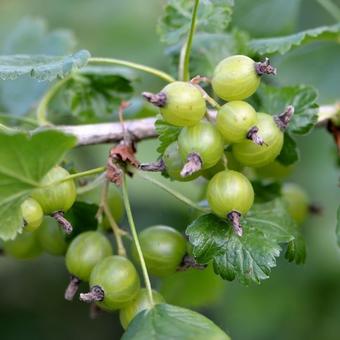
[0, 113, 39, 126]
[88, 57, 175, 83]
[76, 173, 106, 195]
[36, 76, 71, 126]
[317, 0, 340, 21]
[122, 175, 154, 306]
[179, 0, 200, 81]
[136, 170, 208, 213]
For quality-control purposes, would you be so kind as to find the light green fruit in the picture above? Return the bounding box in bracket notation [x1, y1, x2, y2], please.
[89, 256, 140, 310]
[21, 197, 43, 232]
[282, 183, 309, 225]
[160, 81, 206, 127]
[232, 113, 284, 168]
[207, 170, 254, 218]
[31, 166, 76, 214]
[119, 289, 165, 330]
[212, 55, 260, 101]
[3, 232, 42, 259]
[216, 101, 257, 143]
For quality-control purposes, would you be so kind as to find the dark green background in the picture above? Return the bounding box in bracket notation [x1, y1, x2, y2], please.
[0, 0, 339, 339]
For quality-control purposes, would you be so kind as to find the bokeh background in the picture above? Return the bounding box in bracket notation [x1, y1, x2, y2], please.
[0, 0, 339, 339]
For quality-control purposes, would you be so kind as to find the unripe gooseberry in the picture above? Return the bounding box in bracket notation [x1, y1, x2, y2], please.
[119, 289, 165, 330]
[21, 197, 43, 232]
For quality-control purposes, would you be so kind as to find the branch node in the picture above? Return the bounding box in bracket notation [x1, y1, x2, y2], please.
[180, 152, 202, 177]
[79, 286, 104, 304]
[227, 211, 243, 237]
[274, 105, 295, 131]
[255, 57, 277, 76]
[64, 275, 81, 301]
[51, 211, 73, 234]
[246, 126, 265, 145]
[142, 91, 167, 107]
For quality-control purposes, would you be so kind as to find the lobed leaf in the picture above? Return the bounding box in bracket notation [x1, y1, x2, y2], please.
[122, 303, 230, 340]
[249, 23, 340, 55]
[0, 129, 76, 240]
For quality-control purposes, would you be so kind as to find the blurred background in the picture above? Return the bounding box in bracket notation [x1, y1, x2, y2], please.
[0, 0, 339, 339]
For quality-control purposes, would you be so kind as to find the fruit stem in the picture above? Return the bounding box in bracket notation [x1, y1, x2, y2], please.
[247, 126, 265, 145]
[135, 170, 209, 213]
[227, 211, 243, 237]
[0, 113, 39, 126]
[80, 285, 105, 303]
[179, 0, 200, 81]
[255, 58, 277, 76]
[64, 275, 81, 301]
[274, 105, 295, 130]
[139, 159, 166, 172]
[36, 76, 71, 126]
[191, 77, 221, 110]
[180, 152, 202, 177]
[141, 92, 167, 107]
[122, 175, 154, 306]
[88, 57, 175, 83]
[100, 180, 127, 257]
[51, 211, 73, 234]
[177, 254, 207, 271]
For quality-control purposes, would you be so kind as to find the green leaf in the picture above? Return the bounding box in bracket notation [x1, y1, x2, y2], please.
[285, 234, 306, 265]
[0, 49, 90, 81]
[53, 66, 136, 124]
[252, 180, 282, 203]
[186, 214, 231, 263]
[122, 303, 230, 340]
[277, 132, 299, 166]
[158, 0, 234, 45]
[64, 201, 98, 241]
[160, 265, 224, 308]
[257, 84, 319, 135]
[0, 17, 77, 115]
[249, 23, 340, 55]
[336, 205, 340, 248]
[0, 129, 76, 240]
[155, 118, 181, 155]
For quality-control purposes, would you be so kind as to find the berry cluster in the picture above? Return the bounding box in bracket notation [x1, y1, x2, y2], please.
[143, 55, 295, 235]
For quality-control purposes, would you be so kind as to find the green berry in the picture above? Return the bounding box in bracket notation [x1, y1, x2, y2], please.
[21, 197, 43, 232]
[3, 232, 42, 259]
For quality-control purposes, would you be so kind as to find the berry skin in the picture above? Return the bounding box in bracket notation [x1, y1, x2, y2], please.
[207, 170, 254, 218]
[232, 113, 284, 168]
[216, 101, 257, 144]
[163, 142, 201, 181]
[89, 256, 140, 310]
[119, 289, 165, 330]
[132, 225, 187, 277]
[212, 55, 260, 101]
[159, 81, 206, 127]
[178, 121, 224, 171]
[21, 197, 43, 232]
[65, 231, 112, 281]
[37, 217, 68, 256]
[31, 166, 76, 214]
[282, 183, 309, 225]
[3, 232, 42, 259]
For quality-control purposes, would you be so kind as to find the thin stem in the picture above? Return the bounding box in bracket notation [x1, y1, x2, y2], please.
[100, 180, 127, 256]
[136, 170, 208, 213]
[191, 79, 221, 109]
[76, 173, 106, 195]
[0, 113, 39, 126]
[122, 175, 154, 306]
[317, 0, 340, 21]
[88, 57, 175, 83]
[180, 0, 200, 81]
[36, 76, 71, 126]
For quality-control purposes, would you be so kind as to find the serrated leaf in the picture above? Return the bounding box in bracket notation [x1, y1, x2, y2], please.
[0, 17, 77, 115]
[158, 0, 234, 45]
[0, 49, 90, 81]
[249, 23, 340, 55]
[277, 132, 299, 166]
[258, 84, 319, 135]
[0, 129, 76, 240]
[155, 118, 181, 155]
[53, 66, 136, 124]
[285, 235, 306, 265]
[64, 201, 98, 241]
[122, 303, 230, 340]
[336, 205, 340, 247]
[186, 214, 230, 263]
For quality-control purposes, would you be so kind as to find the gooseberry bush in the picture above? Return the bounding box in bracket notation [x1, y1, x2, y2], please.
[0, 1, 340, 339]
